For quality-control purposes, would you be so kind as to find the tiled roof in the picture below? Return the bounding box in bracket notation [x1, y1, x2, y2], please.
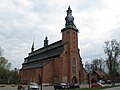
[22, 40, 64, 70]
[95, 70, 107, 77]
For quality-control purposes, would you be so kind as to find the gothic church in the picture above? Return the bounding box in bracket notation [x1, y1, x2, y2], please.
[20, 6, 87, 84]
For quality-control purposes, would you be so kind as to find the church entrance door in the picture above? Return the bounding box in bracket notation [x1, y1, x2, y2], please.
[72, 76, 77, 83]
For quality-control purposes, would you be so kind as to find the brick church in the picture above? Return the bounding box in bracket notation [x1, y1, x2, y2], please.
[20, 6, 87, 84]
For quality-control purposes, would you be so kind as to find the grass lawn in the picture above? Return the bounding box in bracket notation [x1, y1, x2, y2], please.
[69, 85, 120, 90]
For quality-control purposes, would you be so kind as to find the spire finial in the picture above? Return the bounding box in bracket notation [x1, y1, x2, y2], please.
[45, 36, 48, 40]
[68, 6, 71, 10]
[44, 36, 49, 47]
[31, 39, 34, 52]
[65, 6, 76, 29]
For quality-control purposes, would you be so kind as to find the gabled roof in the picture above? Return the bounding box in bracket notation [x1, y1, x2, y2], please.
[22, 40, 64, 70]
[29, 40, 63, 57]
[95, 71, 107, 76]
[94, 70, 107, 78]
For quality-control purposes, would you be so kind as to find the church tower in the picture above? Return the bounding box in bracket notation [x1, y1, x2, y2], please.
[61, 6, 78, 46]
[61, 6, 81, 83]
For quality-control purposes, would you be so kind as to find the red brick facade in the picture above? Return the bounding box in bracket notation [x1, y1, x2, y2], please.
[20, 7, 87, 84]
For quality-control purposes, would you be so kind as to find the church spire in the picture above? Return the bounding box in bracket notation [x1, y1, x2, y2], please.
[31, 40, 34, 52]
[65, 6, 76, 29]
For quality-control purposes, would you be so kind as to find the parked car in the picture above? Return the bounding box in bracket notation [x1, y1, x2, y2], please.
[91, 82, 105, 88]
[106, 80, 112, 84]
[98, 80, 105, 84]
[68, 83, 80, 89]
[28, 82, 39, 90]
[17, 85, 25, 90]
[54, 82, 68, 90]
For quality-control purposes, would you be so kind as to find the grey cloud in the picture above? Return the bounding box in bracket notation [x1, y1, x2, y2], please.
[74, 0, 103, 12]
[79, 36, 106, 63]
[28, 0, 49, 13]
[0, 0, 120, 69]
[0, 0, 71, 69]
[109, 27, 120, 42]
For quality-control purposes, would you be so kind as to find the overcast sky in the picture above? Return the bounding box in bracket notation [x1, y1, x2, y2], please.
[0, 0, 120, 69]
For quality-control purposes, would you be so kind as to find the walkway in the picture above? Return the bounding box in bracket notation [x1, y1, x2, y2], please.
[103, 86, 120, 90]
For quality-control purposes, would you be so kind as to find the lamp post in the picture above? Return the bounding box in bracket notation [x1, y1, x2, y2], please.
[88, 73, 91, 88]
[40, 60, 43, 90]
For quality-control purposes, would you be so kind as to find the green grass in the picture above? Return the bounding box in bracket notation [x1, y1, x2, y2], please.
[80, 88, 100, 90]
[68, 85, 120, 90]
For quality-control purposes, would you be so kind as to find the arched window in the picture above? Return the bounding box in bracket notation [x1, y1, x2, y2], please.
[72, 57, 76, 74]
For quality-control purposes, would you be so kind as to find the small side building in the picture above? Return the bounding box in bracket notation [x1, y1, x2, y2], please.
[20, 6, 87, 84]
[91, 70, 107, 83]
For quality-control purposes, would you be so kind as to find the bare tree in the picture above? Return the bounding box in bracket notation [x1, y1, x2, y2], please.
[0, 47, 11, 69]
[85, 58, 105, 73]
[0, 47, 3, 57]
[85, 61, 91, 73]
[104, 39, 120, 77]
[91, 58, 105, 71]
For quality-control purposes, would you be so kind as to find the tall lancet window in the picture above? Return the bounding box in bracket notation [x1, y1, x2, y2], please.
[72, 57, 76, 74]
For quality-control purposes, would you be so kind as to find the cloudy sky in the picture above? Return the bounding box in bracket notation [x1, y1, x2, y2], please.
[0, 0, 120, 69]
